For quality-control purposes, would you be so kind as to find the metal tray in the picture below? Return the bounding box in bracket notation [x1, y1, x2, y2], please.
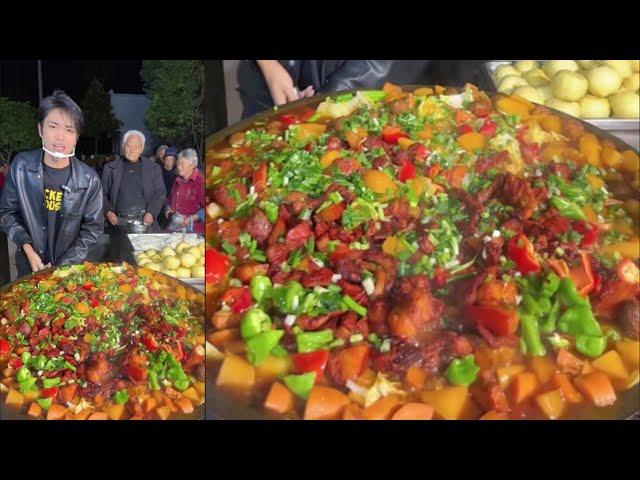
[0, 263, 205, 420]
[484, 60, 640, 149]
[206, 85, 639, 420]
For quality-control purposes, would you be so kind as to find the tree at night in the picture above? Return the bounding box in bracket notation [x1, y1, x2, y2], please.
[82, 78, 122, 154]
[141, 60, 204, 152]
[0, 97, 40, 163]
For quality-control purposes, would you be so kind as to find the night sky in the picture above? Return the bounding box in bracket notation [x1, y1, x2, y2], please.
[0, 60, 144, 106]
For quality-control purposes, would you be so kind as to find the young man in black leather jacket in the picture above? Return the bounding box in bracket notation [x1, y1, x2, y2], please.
[0, 90, 103, 279]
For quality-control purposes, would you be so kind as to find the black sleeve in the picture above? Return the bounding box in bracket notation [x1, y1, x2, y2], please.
[101, 165, 114, 216]
[0, 155, 34, 248]
[57, 176, 104, 265]
[318, 60, 396, 93]
[146, 163, 166, 219]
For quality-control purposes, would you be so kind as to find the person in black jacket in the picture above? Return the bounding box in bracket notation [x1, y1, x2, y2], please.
[101, 130, 166, 233]
[0, 90, 103, 278]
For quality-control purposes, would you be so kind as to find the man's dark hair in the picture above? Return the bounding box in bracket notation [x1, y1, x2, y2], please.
[37, 89, 85, 135]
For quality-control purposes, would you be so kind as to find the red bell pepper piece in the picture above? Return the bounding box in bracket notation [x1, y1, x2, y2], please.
[478, 119, 497, 137]
[231, 287, 253, 314]
[9, 358, 23, 369]
[142, 334, 159, 352]
[292, 349, 330, 376]
[571, 221, 599, 248]
[0, 338, 11, 357]
[398, 161, 417, 182]
[459, 124, 474, 135]
[91, 297, 100, 308]
[206, 248, 231, 285]
[465, 305, 519, 337]
[508, 233, 541, 275]
[617, 258, 639, 285]
[299, 109, 315, 122]
[279, 114, 299, 126]
[382, 125, 409, 144]
[82, 282, 94, 291]
[41, 387, 59, 398]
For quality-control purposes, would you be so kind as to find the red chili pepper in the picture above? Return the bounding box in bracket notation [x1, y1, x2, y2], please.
[231, 287, 253, 314]
[478, 119, 497, 137]
[465, 305, 520, 337]
[41, 387, 59, 398]
[398, 161, 417, 182]
[459, 124, 474, 135]
[206, 248, 231, 285]
[279, 114, 299, 126]
[9, 358, 22, 369]
[507, 233, 541, 275]
[571, 221, 599, 248]
[0, 338, 11, 357]
[91, 297, 100, 308]
[617, 258, 639, 285]
[433, 267, 449, 289]
[142, 334, 159, 352]
[382, 125, 409, 144]
[292, 349, 330, 376]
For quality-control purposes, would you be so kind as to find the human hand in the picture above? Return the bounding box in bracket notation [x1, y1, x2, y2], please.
[257, 60, 299, 106]
[23, 245, 47, 272]
[299, 85, 315, 98]
[182, 215, 194, 227]
[106, 211, 118, 226]
[143, 213, 154, 225]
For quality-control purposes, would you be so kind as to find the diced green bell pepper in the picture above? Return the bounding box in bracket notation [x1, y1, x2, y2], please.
[444, 355, 480, 386]
[246, 330, 285, 366]
[283, 372, 316, 400]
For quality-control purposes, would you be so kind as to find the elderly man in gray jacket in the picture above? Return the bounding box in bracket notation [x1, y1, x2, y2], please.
[101, 130, 166, 233]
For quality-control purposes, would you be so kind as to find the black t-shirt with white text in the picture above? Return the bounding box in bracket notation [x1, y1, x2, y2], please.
[43, 162, 71, 264]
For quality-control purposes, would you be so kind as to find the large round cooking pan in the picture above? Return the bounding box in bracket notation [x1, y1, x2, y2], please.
[206, 86, 639, 420]
[0, 263, 205, 420]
